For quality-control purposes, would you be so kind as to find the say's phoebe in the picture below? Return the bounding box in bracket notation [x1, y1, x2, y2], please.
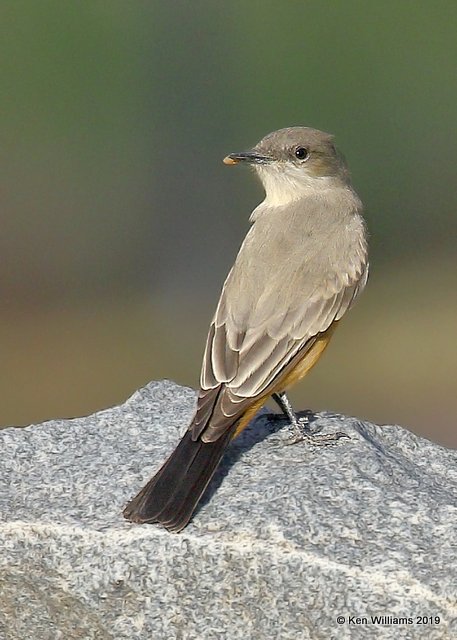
[123, 127, 368, 532]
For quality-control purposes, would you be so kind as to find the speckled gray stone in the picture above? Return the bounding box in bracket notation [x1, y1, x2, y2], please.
[1, 380, 456, 640]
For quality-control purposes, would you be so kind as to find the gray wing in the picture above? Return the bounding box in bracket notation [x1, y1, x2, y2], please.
[193, 204, 368, 442]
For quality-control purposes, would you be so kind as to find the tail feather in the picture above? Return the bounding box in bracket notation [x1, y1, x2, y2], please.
[123, 426, 234, 532]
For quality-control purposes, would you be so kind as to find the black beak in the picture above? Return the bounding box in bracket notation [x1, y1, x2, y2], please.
[223, 150, 271, 165]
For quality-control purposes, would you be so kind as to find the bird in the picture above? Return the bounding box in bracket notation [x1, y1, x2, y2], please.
[123, 126, 369, 532]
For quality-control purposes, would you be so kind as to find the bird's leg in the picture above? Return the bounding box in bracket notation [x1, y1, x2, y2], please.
[272, 391, 309, 437]
[272, 391, 349, 446]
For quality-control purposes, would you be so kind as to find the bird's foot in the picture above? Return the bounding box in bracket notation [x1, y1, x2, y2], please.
[271, 391, 350, 447]
[285, 416, 350, 446]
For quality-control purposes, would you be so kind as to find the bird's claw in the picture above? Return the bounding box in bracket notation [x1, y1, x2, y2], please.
[286, 417, 350, 446]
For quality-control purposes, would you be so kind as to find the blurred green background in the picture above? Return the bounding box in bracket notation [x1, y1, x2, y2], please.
[1, 1, 456, 446]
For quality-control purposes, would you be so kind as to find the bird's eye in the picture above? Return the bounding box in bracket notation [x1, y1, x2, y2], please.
[294, 147, 309, 160]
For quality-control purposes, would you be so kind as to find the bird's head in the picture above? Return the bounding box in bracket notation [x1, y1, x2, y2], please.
[224, 126, 350, 206]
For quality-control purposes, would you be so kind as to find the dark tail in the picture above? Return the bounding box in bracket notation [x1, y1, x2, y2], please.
[123, 427, 234, 533]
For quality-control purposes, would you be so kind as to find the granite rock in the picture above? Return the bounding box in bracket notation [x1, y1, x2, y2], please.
[1, 380, 456, 639]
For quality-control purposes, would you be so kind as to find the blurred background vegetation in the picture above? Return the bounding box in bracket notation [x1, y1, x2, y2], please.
[1, 1, 456, 446]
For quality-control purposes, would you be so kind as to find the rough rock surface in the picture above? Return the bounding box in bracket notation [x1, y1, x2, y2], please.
[1, 380, 456, 640]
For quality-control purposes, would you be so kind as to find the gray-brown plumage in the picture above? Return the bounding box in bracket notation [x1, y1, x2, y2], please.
[123, 127, 368, 532]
